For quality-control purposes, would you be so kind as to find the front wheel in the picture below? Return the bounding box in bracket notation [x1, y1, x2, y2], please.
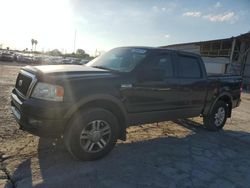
[203, 101, 228, 131]
[64, 108, 119, 161]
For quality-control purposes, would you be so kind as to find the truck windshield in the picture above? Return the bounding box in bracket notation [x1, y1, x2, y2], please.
[86, 48, 148, 72]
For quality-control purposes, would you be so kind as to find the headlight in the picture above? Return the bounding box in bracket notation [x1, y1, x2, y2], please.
[31, 82, 64, 101]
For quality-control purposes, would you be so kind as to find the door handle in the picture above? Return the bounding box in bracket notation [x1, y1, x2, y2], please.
[154, 88, 171, 91]
[121, 84, 133, 89]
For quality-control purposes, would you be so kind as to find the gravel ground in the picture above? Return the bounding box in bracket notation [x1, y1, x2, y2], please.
[0, 62, 250, 188]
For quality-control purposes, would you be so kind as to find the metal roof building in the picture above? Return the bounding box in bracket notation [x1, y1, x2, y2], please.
[161, 32, 250, 89]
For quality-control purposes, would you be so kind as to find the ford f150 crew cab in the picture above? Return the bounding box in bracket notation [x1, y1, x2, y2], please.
[11, 47, 242, 160]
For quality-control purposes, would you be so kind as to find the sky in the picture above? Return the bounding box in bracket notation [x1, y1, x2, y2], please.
[0, 0, 249, 55]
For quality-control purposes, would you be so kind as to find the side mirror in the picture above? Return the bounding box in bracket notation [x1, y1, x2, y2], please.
[138, 67, 165, 82]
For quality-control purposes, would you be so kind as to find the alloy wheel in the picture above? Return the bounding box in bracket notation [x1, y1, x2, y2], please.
[79, 120, 111, 153]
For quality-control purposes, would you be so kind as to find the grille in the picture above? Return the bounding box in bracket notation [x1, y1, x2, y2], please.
[15, 73, 33, 96]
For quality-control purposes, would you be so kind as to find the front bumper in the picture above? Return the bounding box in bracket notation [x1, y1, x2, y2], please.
[11, 90, 70, 137]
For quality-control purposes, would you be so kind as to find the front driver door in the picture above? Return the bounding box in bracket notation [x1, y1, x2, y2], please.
[127, 52, 180, 113]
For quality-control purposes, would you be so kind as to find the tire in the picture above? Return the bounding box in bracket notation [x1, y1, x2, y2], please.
[203, 100, 228, 131]
[64, 108, 119, 161]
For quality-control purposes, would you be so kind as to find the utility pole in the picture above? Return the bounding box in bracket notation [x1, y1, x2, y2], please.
[73, 30, 77, 54]
[229, 38, 236, 74]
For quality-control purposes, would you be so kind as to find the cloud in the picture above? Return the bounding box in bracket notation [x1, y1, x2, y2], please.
[152, 6, 166, 13]
[183, 10, 238, 24]
[183, 11, 201, 17]
[152, 3, 177, 13]
[214, 2, 221, 8]
[203, 12, 238, 23]
[164, 34, 170, 38]
[152, 5, 159, 12]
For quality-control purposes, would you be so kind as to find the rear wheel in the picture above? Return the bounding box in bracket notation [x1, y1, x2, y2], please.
[203, 101, 228, 131]
[64, 108, 119, 161]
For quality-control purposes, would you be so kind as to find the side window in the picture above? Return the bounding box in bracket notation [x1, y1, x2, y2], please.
[178, 55, 201, 78]
[154, 54, 174, 77]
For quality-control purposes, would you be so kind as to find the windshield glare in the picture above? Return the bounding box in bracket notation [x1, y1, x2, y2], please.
[86, 48, 148, 72]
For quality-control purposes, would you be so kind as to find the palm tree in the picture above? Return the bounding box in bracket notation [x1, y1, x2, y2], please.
[34, 40, 38, 51]
[31, 39, 35, 51]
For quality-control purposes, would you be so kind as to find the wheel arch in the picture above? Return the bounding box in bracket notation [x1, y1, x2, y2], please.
[209, 92, 233, 117]
[64, 94, 128, 140]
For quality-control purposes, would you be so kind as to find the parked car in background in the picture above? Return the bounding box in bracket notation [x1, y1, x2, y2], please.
[16, 54, 34, 64]
[70, 58, 81, 64]
[79, 59, 89, 65]
[40, 56, 53, 64]
[61, 58, 82, 65]
[61, 58, 71, 64]
[0, 51, 14, 61]
[32, 56, 43, 64]
[53, 57, 64, 64]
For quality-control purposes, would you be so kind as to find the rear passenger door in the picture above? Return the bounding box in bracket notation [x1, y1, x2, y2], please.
[177, 53, 207, 115]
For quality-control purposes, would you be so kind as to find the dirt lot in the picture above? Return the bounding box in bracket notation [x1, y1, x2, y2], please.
[1, 62, 250, 188]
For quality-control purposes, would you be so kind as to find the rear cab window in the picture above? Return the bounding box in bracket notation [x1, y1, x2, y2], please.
[177, 54, 202, 78]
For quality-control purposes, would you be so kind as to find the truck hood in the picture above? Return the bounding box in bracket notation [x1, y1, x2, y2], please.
[22, 65, 118, 80]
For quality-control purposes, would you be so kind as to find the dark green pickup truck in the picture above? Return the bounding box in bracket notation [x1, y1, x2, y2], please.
[11, 47, 242, 160]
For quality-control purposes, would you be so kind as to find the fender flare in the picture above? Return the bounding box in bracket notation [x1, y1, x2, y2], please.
[207, 92, 233, 115]
[65, 94, 127, 118]
[64, 94, 128, 140]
